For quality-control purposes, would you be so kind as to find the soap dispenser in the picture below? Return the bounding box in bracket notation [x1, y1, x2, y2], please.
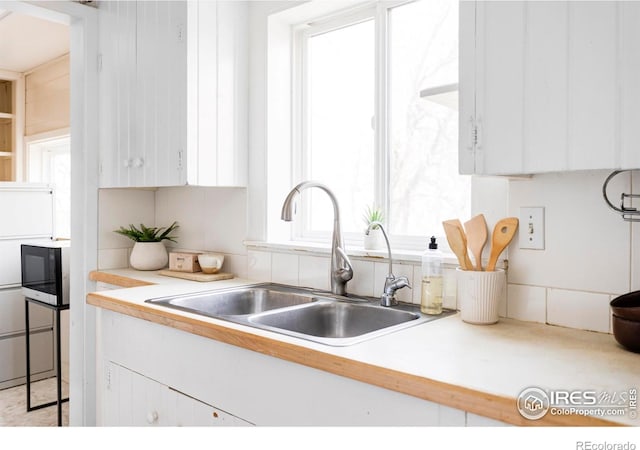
[421, 236, 443, 315]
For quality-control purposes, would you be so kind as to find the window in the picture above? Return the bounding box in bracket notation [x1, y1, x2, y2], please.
[26, 135, 71, 239]
[294, 0, 470, 247]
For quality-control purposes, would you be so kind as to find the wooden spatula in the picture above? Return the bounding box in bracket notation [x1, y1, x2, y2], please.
[486, 217, 519, 271]
[443, 219, 473, 271]
[464, 214, 488, 271]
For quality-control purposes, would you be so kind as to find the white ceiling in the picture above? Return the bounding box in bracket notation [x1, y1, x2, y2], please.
[0, 10, 69, 73]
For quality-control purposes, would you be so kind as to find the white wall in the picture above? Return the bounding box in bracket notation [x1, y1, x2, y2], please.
[98, 188, 155, 269]
[155, 186, 248, 278]
[504, 170, 636, 333]
[98, 186, 248, 278]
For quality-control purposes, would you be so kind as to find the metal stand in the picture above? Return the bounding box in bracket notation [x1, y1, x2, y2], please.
[24, 297, 69, 427]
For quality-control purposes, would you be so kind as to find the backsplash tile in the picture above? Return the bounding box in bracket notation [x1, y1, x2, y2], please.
[243, 247, 619, 335]
[443, 268, 458, 310]
[98, 248, 129, 270]
[508, 171, 630, 295]
[271, 253, 299, 286]
[412, 265, 422, 305]
[498, 278, 507, 318]
[547, 288, 611, 333]
[155, 187, 207, 251]
[349, 259, 375, 297]
[299, 255, 330, 291]
[247, 250, 272, 282]
[632, 171, 640, 291]
[202, 188, 248, 255]
[222, 254, 248, 280]
[507, 284, 546, 323]
[98, 188, 155, 251]
[99, 187, 249, 275]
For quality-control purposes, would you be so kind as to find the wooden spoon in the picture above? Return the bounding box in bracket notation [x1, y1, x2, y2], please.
[442, 219, 473, 270]
[464, 214, 488, 271]
[486, 217, 519, 271]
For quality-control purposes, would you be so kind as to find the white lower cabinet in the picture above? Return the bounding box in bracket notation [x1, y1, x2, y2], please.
[98, 309, 508, 426]
[104, 361, 252, 427]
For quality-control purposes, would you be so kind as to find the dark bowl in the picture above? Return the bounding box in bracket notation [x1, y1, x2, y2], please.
[610, 291, 640, 321]
[612, 314, 640, 353]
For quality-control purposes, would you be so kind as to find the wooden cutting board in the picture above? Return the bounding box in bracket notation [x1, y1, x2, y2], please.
[158, 270, 234, 282]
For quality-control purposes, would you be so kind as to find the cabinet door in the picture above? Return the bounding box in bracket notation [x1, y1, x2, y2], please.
[97, 0, 247, 188]
[104, 361, 252, 426]
[464, 1, 625, 175]
[619, 2, 640, 170]
[185, 0, 248, 187]
[98, 0, 137, 188]
[99, 1, 186, 188]
[172, 388, 253, 427]
[136, 0, 187, 188]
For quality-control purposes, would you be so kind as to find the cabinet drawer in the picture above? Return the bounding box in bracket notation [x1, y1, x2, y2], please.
[0, 330, 53, 383]
[0, 288, 52, 336]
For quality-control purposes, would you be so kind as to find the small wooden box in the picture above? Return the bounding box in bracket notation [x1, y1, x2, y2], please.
[169, 252, 202, 273]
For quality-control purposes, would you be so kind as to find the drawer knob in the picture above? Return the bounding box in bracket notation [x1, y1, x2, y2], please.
[146, 410, 159, 424]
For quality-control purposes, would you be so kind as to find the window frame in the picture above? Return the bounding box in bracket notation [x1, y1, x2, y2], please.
[292, 5, 379, 245]
[25, 129, 71, 239]
[291, 0, 459, 251]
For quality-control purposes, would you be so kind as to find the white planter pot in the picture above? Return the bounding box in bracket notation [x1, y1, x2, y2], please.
[129, 241, 168, 271]
[363, 228, 385, 250]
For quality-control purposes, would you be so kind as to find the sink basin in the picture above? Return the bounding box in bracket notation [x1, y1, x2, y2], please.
[250, 302, 418, 339]
[147, 285, 316, 317]
[145, 283, 453, 346]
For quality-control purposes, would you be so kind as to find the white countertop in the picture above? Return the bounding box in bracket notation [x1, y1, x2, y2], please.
[89, 268, 640, 426]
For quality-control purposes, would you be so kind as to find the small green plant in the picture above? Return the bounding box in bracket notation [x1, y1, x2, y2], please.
[114, 221, 179, 243]
[362, 205, 384, 230]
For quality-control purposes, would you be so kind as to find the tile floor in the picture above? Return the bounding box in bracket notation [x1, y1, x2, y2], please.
[0, 378, 69, 426]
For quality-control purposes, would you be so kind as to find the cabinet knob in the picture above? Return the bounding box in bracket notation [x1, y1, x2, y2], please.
[123, 159, 131, 168]
[146, 410, 159, 424]
[132, 157, 144, 168]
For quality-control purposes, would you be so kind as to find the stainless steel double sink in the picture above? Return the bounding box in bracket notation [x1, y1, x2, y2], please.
[145, 283, 453, 346]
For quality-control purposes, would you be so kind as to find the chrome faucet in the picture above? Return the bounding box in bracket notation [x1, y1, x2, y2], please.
[281, 181, 353, 296]
[365, 221, 411, 306]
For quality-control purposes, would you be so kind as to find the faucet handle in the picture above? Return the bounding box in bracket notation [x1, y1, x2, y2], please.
[390, 275, 411, 291]
[335, 247, 353, 282]
[380, 275, 411, 307]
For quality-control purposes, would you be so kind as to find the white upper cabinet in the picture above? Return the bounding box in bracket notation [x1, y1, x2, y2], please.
[460, 1, 640, 175]
[98, 1, 248, 188]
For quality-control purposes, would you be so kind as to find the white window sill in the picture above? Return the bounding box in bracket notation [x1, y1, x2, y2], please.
[244, 240, 463, 267]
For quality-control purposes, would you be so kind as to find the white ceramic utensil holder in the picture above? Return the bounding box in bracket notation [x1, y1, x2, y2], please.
[457, 268, 505, 325]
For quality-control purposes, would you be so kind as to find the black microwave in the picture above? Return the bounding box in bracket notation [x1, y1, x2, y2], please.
[21, 241, 70, 307]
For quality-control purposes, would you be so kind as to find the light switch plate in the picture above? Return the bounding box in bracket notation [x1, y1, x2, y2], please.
[519, 207, 545, 250]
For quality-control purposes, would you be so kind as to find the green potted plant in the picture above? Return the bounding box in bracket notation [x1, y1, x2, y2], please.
[114, 221, 179, 270]
[362, 205, 384, 250]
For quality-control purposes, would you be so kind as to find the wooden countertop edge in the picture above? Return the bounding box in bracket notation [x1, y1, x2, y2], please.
[86, 289, 621, 427]
[89, 271, 155, 288]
